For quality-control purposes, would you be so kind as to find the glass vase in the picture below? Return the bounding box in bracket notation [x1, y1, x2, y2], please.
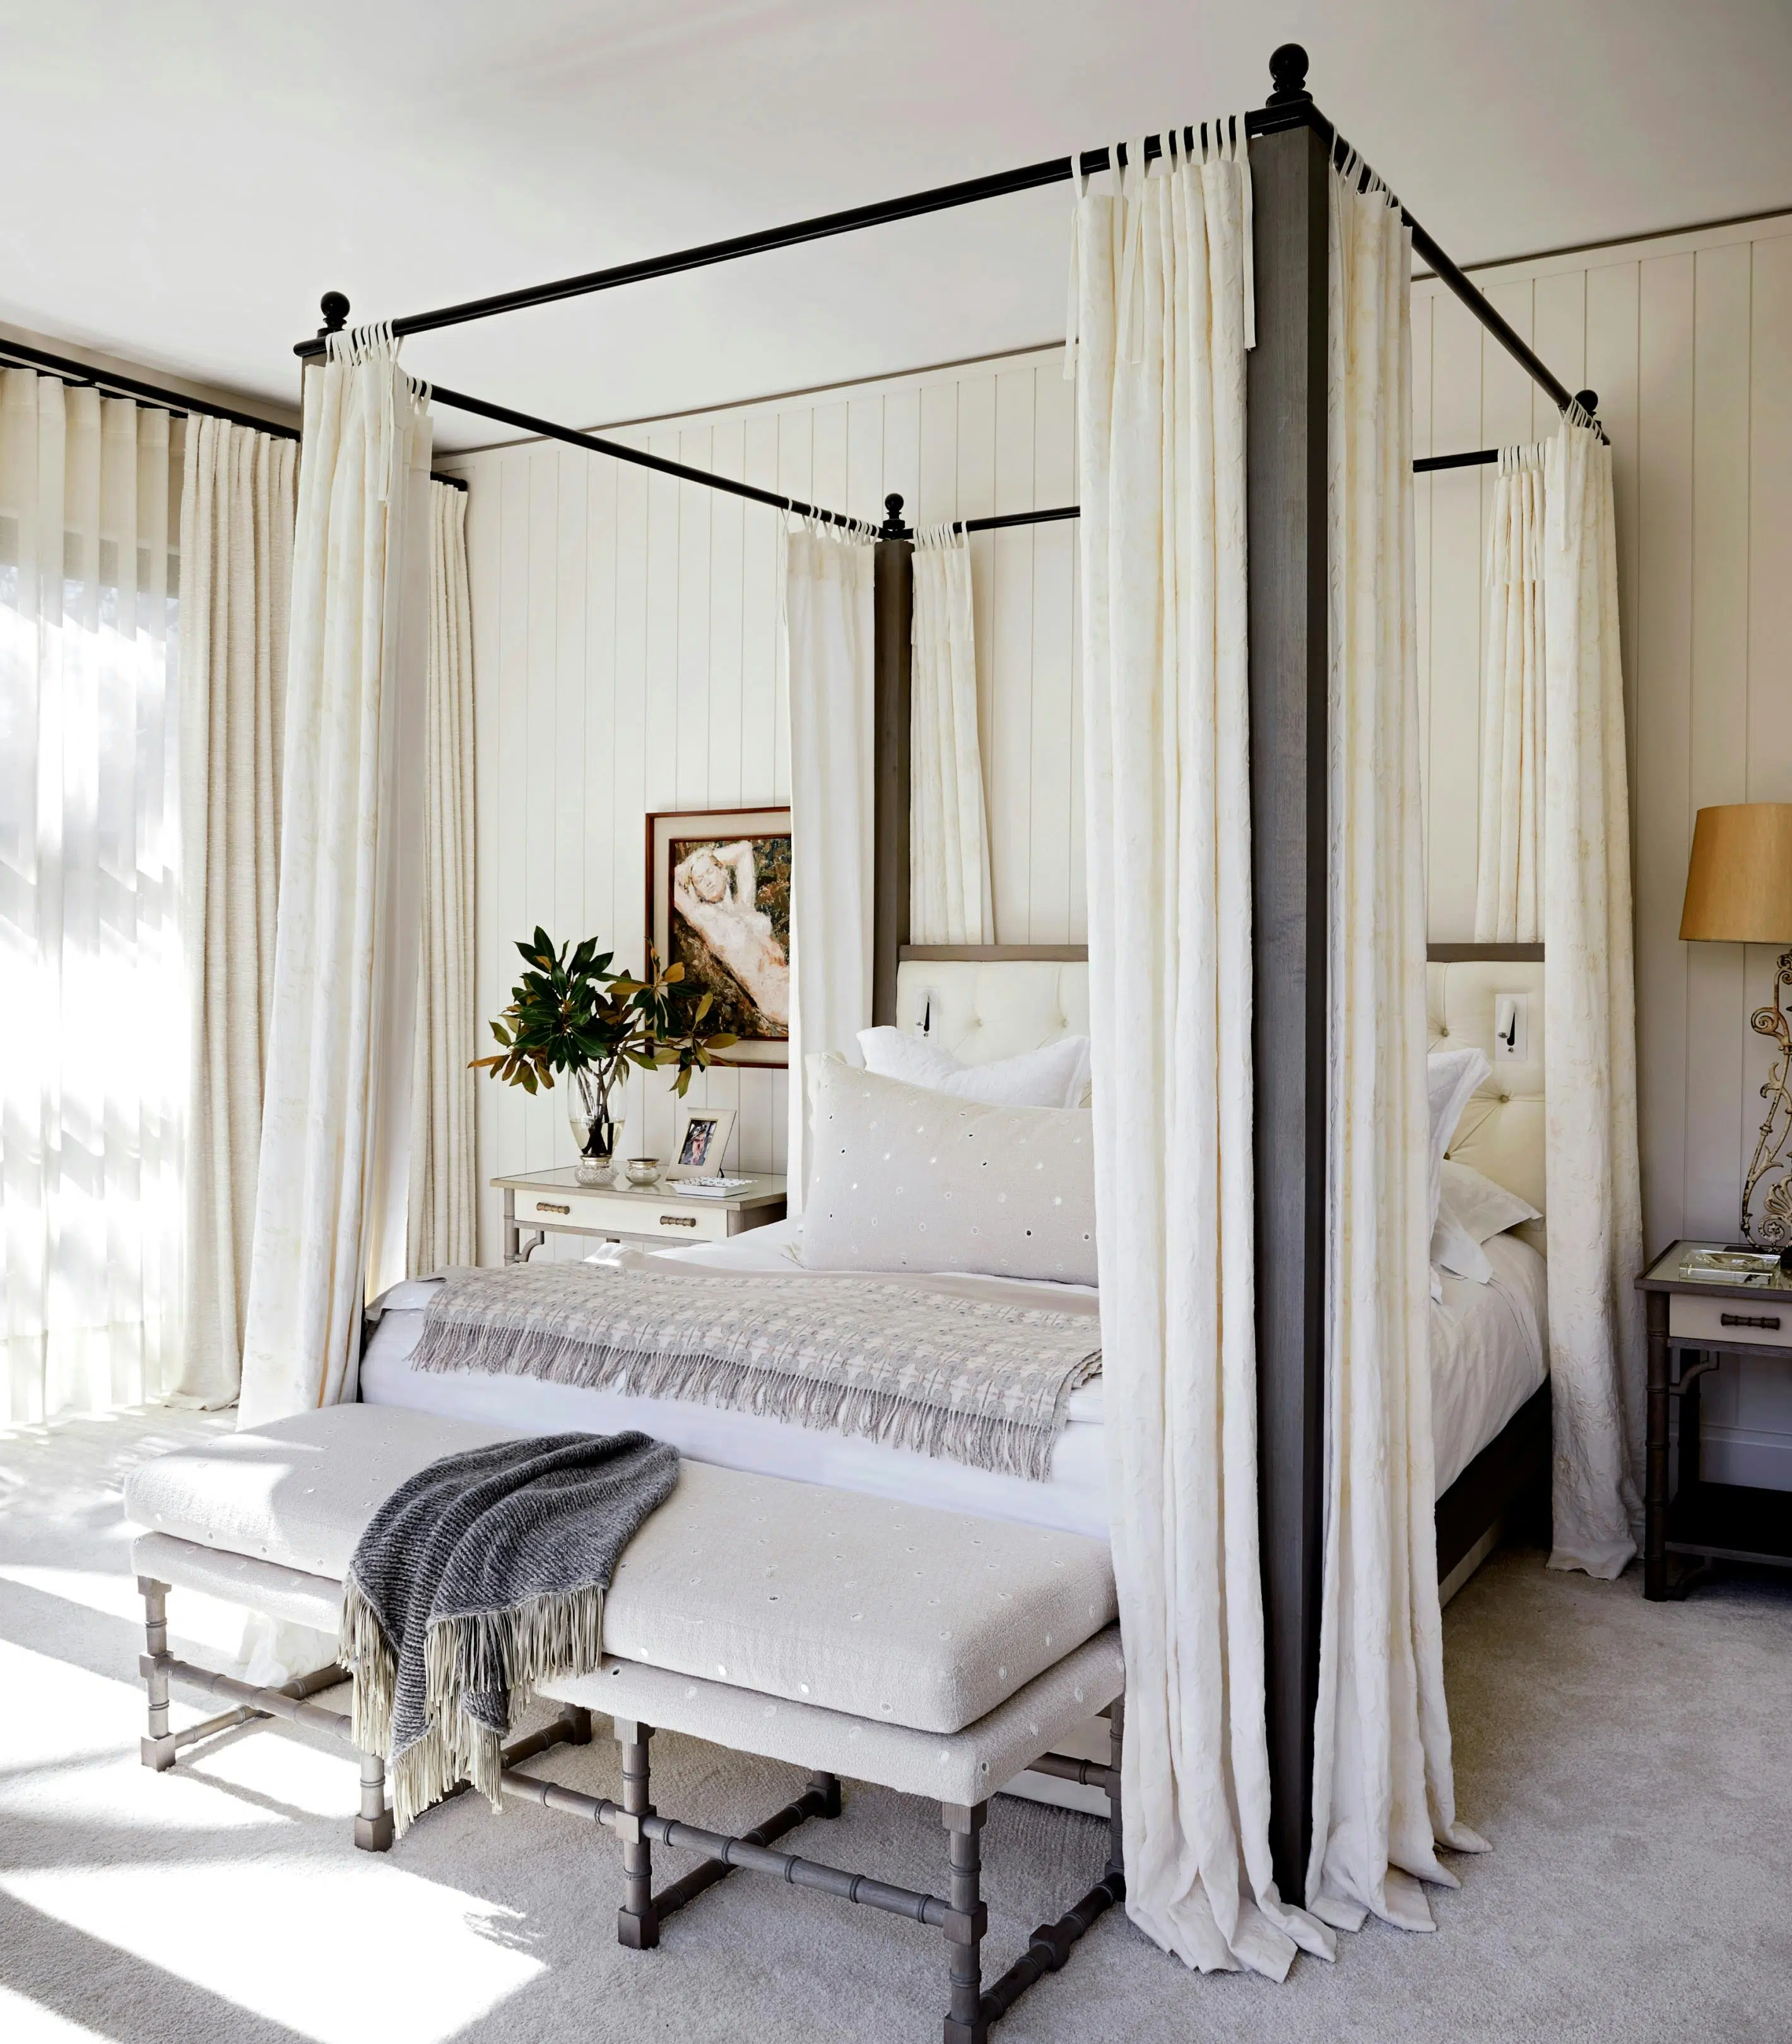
[567, 1064, 619, 1187]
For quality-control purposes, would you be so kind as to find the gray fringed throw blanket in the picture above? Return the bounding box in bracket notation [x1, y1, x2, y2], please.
[410, 1260, 1102, 1482]
[340, 1431, 678, 1835]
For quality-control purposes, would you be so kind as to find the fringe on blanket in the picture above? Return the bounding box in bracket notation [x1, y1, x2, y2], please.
[340, 1574, 608, 1835]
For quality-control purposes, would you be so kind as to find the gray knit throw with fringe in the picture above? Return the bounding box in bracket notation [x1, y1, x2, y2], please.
[340, 1431, 678, 1835]
[410, 1259, 1102, 1482]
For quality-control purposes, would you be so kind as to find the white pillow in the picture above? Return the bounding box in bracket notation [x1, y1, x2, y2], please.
[857, 1026, 1091, 1110]
[1427, 1047, 1490, 1233]
[1440, 1158, 1541, 1244]
[1431, 1205, 1495, 1284]
[800, 1057, 1097, 1285]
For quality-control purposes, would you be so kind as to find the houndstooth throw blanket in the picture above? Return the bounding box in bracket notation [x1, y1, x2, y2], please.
[411, 1260, 1102, 1481]
[339, 1431, 678, 1835]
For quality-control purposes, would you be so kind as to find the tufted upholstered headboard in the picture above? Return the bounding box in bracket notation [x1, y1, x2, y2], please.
[891, 956, 1544, 1228]
[1427, 959, 1546, 1225]
[894, 960, 1089, 1064]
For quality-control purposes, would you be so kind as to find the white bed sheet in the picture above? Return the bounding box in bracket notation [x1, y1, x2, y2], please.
[360, 1222, 1109, 1539]
[361, 1220, 1545, 1537]
[1429, 1231, 1548, 1495]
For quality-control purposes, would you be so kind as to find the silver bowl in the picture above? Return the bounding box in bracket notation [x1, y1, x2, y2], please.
[624, 1157, 663, 1187]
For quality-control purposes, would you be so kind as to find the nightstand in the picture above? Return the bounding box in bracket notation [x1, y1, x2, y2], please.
[1637, 1240, 1792, 1599]
[493, 1166, 787, 1264]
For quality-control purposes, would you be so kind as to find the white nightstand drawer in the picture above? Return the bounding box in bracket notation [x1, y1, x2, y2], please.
[516, 1188, 731, 1242]
[1670, 1293, 1792, 1348]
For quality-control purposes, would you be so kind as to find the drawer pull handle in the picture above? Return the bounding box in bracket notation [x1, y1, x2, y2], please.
[1720, 1312, 1781, 1330]
[659, 1214, 699, 1228]
[535, 1202, 572, 1216]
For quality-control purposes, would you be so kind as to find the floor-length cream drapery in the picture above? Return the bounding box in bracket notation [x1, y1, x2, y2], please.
[1474, 446, 1546, 944]
[170, 416, 296, 1407]
[1542, 414, 1645, 1578]
[0, 370, 182, 1423]
[237, 328, 432, 1428]
[782, 518, 875, 1211]
[1307, 157, 1484, 1935]
[406, 479, 478, 1276]
[1070, 125, 1328, 1980]
[909, 524, 993, 946]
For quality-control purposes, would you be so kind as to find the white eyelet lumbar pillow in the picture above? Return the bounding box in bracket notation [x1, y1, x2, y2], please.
[800, 1057, 1097, 1285]
[857, 1026, 1091, 1110]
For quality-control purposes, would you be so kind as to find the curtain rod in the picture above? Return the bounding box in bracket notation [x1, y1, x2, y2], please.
[428, 382, 856, 526]
[290, 45, 1587, 434]
[1, 332, 302, 440]
[0, 332, 470, 490]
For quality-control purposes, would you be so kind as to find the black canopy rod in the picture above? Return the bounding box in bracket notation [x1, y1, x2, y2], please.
[293, 45, 1588, 438]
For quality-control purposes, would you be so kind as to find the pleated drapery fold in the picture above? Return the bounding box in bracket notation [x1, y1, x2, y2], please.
[1070, 121, 1331, 1980]
[237, 327, 433, 1427]
[1474, 446, 1547, 944]
[909, 525, 993, 946]
[170, 415, 297, 1407]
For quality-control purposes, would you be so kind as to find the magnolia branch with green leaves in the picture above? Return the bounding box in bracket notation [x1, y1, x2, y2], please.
[471, 928, 738, 1101]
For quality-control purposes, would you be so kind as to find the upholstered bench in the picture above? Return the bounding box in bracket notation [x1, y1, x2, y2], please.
[126, 1404, 1126, 2043]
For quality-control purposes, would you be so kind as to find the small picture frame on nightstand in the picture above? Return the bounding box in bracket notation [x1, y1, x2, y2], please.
[673, 1107, 735, 1176]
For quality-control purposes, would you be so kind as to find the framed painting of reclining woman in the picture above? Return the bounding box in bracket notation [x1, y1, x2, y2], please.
[647, 807, 792, 1067]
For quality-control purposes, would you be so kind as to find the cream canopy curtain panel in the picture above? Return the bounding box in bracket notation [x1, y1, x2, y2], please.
[0, 370, 182, 1423]
[1541, 415, 1645, 1578]
[1473, 446, 1546, 944]
[170, 416, 297, 1407]
[1070, 126, 1329, 1980]
[909, 524, 993, 946]
[1306, 158, 1485, 1936]
[237, 329, 432, 1428]
[782, 518, 875, 1212]
[406, 480, 479, 1276]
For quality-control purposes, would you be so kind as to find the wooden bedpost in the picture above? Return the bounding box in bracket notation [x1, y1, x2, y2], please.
[1246, 49, 1331, 1900]
[872, 493, 914, 1026]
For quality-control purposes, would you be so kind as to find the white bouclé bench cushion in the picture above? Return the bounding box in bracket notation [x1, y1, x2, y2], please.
[125, 1406, 1117, 1737]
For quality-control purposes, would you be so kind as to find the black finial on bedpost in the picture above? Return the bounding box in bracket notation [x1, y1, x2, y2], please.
[880, 493, 911, 540]
[318, 291, 350, 339]
[1574, 388, 1600, 417]
[1266, 44, 1311, 105]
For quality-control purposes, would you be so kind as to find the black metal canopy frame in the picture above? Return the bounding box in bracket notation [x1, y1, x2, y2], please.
[293, 44, 1598, 529]
[286, 42, 1574, 1918]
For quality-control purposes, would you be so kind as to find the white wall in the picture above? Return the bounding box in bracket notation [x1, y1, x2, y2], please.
[439, 346, 1082, 1265]
[1414, 209, 1792, 1488]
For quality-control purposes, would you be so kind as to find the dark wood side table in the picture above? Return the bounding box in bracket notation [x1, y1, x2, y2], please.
[1638, 1240, 1792, 1599]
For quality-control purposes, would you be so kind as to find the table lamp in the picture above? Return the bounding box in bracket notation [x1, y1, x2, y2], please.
[1680, 802, 1792, 1244]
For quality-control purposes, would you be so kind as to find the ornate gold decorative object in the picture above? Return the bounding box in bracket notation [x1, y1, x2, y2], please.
[1743, 949, 1792, 1246]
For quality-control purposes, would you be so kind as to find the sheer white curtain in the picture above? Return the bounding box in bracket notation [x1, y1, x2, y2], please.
[1307, 157, 1484, 1935]
[1474, 447, 1546, 943]
[1541, 414, 1645, 1578]
[910, 524, 992, 945]
[782, 518, 875, 1213]
[1071, 125, 1327, 1980]
[237, 328, 432, 1428]
[0, 370, 182, 1423]
[406, 480, 478, 1276]
[170, 415, 296, 1407]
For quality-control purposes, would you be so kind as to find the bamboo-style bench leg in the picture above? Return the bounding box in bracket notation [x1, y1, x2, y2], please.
[356, 1748, 395, 1852]
[615, 1718, 659, 1949]
[138, 1577, 177, 1771]
[942, 1801, 989, 2044]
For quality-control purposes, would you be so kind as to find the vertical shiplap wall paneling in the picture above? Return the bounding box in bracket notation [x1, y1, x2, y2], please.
[1413, 213, 1792, 1260]
[441, 344, 1088, 1254]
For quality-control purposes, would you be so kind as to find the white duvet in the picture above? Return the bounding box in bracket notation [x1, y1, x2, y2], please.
[360, 1219, 1545, 1537]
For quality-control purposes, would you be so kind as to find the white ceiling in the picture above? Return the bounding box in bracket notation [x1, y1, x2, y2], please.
[4, 0, 1789, 451]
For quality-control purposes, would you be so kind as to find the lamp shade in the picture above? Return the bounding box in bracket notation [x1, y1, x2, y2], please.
[1680, 804, 1792, 943]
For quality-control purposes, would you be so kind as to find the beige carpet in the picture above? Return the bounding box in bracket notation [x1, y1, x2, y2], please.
[2, 1407, 1788, 2044]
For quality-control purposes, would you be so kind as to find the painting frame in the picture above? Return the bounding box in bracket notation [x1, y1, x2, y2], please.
[647, 806, 793, 1068]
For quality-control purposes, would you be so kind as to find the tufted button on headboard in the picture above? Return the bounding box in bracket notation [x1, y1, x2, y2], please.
[1427, 960, 1546, 1227]
[893, 961, 1090, 1067]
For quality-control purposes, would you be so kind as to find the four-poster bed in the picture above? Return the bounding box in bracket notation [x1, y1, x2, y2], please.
[229, 33, 1585, 1976]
